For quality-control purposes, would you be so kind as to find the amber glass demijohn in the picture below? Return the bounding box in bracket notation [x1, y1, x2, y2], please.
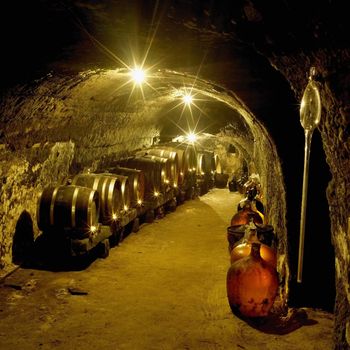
[231, 202, 263, 226]
[230, 226, 277, 268]
[226, 242, 279, 318]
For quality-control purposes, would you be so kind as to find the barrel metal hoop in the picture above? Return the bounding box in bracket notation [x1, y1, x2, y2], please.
[101, 176, 108, 213]
[50, 187, 59, 225]
[36, 190, 43, 227]
[87, 189, 96, 226]
[71, 186, 79, 228]
[92, 176, 99, 191]
[133, 176, 138, 195]
[107, 176, 117, 211]
[120, 178, 126, 203]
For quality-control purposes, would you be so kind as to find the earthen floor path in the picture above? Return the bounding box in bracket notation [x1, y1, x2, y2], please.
[0, 188, 333, 349]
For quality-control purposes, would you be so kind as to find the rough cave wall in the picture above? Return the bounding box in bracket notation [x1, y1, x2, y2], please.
[250, 124, 289, 303]
[213, 144, 241, 176]
[244, 115, 289, 306]
[0, 142, 75, 269]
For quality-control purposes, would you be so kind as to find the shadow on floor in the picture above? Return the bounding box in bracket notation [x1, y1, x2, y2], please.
[230, 306, 318, 335]
[10, 210, 97, 272]
[21, 232, 98, 272]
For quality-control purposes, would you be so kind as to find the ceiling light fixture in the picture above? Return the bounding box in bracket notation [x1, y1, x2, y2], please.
[186, 132, 197, 143]
[131, 67, 146, 85]
[183, 94, 193, 105]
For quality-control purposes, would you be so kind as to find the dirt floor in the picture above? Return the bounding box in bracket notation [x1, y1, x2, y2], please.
[0, 188, 333, 350]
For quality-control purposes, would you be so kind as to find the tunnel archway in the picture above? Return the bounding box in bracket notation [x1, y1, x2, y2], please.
[1, 67, 290, 304]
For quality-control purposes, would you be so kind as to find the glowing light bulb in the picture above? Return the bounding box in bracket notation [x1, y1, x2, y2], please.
[187, 132, 197, 143]
[124, 205, 129, 211]
[90, 225, 97, 233]
[183, 94, 193, 105]
[112, 213, 118, 221]
[154, 191, 159, 197]
[137, 199, 143, 205]
[131, 68, 145, 84]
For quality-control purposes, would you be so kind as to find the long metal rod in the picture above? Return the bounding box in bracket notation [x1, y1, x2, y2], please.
[297, 129, 313, 283]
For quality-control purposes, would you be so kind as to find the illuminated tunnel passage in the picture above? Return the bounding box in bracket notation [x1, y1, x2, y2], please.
[0, 66, 335, 314]
[0, 0, 345, 346]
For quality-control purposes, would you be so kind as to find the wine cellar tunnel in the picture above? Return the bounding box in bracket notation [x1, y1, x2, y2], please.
[0, 1, 349, 349]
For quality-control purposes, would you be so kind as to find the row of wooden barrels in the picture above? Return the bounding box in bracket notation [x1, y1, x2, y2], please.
[37, 142, 222, 236]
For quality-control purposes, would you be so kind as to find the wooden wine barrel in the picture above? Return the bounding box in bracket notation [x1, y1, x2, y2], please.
[202, 150, 216, 189]
[214, 154, 222, 173]
[71, 173, 123, 224]
[196, 152, 207, 176]
[156, 142, 197, 188]
[167, 142, 197, 173]
[202, 150, 216, 175]
[100, 173, 131, 211]
[109, 166, 145, 206]
[140, 148, 180, 188]
[142, 154, 172, 189]
[214, 173, 229, 188]
[116, 157, 164, 200]
[37, 185, 99, 233]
